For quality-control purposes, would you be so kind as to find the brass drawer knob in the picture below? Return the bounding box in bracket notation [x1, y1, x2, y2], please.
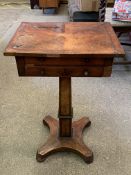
[84, 71, 89, 76]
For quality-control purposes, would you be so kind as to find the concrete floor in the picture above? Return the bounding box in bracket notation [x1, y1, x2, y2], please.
[0, 2, 131, 175]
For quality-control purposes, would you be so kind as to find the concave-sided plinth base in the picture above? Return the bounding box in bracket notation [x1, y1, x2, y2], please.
[36, 116, 93, 163]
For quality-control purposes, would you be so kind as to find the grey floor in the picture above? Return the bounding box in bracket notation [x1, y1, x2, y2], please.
[0, 2, 131, 175]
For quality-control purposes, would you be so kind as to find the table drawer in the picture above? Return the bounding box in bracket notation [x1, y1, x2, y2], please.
[24, 56, 113, 66]
[15, 57, 112, 77]
[24, 65, 112, 77]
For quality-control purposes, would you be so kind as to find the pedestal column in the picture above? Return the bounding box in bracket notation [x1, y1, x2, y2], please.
[59, 77, 73, 137]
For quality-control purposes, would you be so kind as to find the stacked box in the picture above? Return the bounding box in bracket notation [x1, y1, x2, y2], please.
[112, 0, 131, 21]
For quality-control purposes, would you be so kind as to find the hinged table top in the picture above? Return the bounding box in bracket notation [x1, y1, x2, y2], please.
[4, 22, 124, 57]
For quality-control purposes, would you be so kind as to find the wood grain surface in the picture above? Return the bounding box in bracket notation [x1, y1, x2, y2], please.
[4, 22, 125, 57]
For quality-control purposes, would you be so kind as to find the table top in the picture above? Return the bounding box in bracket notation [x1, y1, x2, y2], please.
[4, 22, 124, 57]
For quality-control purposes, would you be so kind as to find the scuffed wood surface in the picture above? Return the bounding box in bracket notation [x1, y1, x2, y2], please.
[4, 22, 124, 57]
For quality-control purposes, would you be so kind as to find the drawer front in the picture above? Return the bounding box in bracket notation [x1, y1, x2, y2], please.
[24, 57, 113, 66]
[15, 56, 112, 77]
[24, 65, 110, 77]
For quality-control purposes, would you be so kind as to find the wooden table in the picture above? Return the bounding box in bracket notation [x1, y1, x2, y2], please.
[4, 22, 124, 163]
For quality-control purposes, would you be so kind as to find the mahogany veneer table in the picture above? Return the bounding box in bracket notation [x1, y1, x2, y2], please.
[4, 22, 124, 163]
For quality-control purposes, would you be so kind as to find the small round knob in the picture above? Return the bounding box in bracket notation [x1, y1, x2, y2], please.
[84, 71, 89, 76]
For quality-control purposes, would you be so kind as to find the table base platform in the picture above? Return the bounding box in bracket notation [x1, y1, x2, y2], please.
[36, 116, 93, 163]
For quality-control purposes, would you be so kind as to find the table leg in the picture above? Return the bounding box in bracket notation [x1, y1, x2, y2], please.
[36, 77, 93, 163]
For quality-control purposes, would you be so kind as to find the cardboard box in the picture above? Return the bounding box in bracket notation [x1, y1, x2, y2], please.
[107, 0, 115, 3]
[79, 0, 99, 12]
[112, 0, 131, 21]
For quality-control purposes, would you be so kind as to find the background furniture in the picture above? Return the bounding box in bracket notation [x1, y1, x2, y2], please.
[4, 22, 124, 163]
[68, 0, 107, 22]
[105, 8, 131, 33]
[30, 0, 60, 11]
[39, 0, 60, 11]
[105, 8, 131, 64]
[107, 0, 115, 7]
[30, 0, 39, 9]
